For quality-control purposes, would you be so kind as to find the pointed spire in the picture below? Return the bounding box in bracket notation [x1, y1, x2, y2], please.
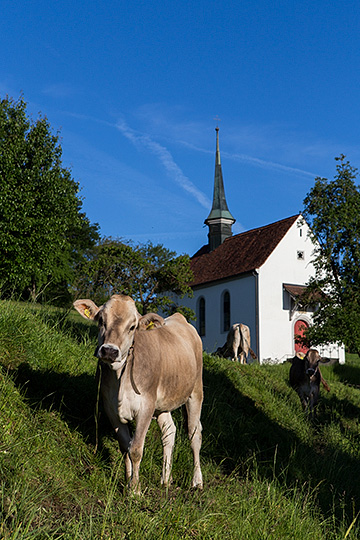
[205, 128, 235, 251]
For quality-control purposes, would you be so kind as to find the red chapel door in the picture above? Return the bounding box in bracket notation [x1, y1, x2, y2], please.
[294, 319, 309, 355]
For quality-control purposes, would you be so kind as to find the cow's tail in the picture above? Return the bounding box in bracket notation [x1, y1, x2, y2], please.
[249, 348, 257, 360]
[319, 367, 330, 392]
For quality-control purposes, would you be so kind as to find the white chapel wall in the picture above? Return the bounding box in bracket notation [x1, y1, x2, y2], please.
[180, 274, 257, 354]
[257, 218, 315, 362]
[258, 217, 345, 364]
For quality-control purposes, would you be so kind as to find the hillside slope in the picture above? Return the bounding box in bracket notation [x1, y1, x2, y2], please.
[1, 301, 360, 539]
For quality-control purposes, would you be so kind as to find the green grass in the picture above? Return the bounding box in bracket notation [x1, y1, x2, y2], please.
[1, 300, 360, 539]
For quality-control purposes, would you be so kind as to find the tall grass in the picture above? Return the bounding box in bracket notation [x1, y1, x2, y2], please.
[1, 300, 360, 539]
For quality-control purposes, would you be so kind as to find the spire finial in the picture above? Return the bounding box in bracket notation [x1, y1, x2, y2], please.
[214, 115, 221, 130]
[215, 123, 221, 165]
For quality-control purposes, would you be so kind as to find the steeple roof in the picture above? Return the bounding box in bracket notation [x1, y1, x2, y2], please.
[191, 215, 300, 286]
[205, 127, 235, 223]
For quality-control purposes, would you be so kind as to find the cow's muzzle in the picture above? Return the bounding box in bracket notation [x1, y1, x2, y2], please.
[306, 367, 316, 376]
[97, 343, 120, 363]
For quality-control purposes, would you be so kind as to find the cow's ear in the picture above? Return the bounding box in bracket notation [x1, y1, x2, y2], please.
[296, 352, 305, 360]
[137, 313, 165, 331]
[319, 356, 331, 364]
[73, 299, 100, 321]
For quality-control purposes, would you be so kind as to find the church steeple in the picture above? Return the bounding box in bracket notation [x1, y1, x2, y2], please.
[205, 127, 235, 251]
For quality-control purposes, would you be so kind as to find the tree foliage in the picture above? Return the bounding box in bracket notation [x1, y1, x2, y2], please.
[0, 95, 99, 302]
[74, 237, 195, 319]
[302, 155, 360, 354]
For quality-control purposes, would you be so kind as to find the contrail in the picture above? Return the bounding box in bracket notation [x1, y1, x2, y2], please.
[116, 119, 211, 209]
[225, 151, 317, 178]
[47, 108, 318, 180]
[180, 140, 317, 179]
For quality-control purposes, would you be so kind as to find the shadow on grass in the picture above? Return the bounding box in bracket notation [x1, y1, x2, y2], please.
[25, 304, 99, 345]
[8, 362, 114, 463]
[332, 362, 360, 387]
[202, 361, 360, 522]
[322, 390, 360, 422]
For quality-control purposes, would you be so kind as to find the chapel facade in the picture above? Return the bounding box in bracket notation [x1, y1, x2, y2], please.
[179, 129, 345, 364]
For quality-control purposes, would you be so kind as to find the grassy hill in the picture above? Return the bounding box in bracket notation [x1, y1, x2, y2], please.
[1, 300, 360, 539]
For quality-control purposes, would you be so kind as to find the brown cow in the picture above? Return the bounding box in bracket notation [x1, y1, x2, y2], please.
[289, 349, 330, 417]
[74, 294, 203, 494]
[217, 323, 257, 363]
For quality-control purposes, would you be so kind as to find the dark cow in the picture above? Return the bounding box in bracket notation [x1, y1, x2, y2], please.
[74, 294, 203, 494]
[289, 349, 330, 417]
[216, 323, 257, 363]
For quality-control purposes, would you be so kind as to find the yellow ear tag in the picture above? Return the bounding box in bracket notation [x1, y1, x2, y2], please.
[84, 307, 91, 319]
[146, 321, 155, 330]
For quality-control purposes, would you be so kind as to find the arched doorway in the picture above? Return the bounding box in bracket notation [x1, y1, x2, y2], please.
[294, 319, 309, 355]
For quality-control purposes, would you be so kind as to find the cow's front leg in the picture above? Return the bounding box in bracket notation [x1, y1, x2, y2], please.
[114, 424, 132, 481]
[157, 412, 176, 486]
[128, 411, 153, 494]
[300, 393, 309, 411]
[309, 386, 319, 419]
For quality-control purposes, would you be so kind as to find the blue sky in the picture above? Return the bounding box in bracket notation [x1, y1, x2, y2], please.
[2, 0, 360, 255]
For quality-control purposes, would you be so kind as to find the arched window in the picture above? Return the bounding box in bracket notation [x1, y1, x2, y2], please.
[198, 297, 206, 337]
[223, 291, 230, 332]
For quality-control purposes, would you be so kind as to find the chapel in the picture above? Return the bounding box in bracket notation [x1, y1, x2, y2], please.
[179, 129, 345, 364]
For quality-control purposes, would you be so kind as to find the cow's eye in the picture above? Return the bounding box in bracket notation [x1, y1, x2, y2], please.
[129, 324, 136, 333]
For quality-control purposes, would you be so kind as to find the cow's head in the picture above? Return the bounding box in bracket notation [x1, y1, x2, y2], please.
[74, 294, 141, 371]
[303, 348, 326, 379]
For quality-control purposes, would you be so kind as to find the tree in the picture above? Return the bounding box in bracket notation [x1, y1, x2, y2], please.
[302, 155, 360, 355]
[74, 237, 195, 319]
[0, 95, 99, 302]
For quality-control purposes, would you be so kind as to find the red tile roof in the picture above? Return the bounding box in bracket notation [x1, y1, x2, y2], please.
[190, 215, 300, 287]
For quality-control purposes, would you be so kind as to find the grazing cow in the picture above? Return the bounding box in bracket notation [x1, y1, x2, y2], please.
[289, 348, 330, 417]
[74, 294, 203, 493]
[216, 323, 257, 363]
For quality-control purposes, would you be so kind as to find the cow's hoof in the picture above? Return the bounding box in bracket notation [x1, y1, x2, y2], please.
[127, 482, 142, 497]
[161, 476, 173, 487]
[191, 479, 203, 490]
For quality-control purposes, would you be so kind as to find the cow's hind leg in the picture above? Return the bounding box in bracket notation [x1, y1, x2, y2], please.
[185, 387, 203, 489]
[231, 345, 239, 362]
[157, 412, 176, 486]
[232, 331, 240, 362]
